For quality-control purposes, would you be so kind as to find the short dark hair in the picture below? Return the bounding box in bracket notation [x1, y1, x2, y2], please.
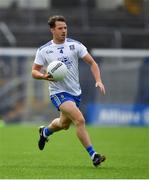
[48, 15, 66, 28]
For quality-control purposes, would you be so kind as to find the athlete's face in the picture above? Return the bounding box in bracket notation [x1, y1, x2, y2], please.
[51, 21, 67, 43]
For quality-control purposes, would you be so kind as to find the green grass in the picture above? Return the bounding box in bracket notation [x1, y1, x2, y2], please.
[0, 125, 149, 179]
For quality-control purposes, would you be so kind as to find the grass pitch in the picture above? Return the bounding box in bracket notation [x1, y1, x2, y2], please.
[0, 125, 149, 179]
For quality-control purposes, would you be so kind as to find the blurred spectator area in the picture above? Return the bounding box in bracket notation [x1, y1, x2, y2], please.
[0, 0, 149, 48]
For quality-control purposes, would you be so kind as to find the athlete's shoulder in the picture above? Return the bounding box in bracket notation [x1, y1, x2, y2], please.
[39, 41, 52, 51]
[66, 38, 82, 45]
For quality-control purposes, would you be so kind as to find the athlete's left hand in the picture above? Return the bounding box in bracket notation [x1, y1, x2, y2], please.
[95, 81, 106, 95]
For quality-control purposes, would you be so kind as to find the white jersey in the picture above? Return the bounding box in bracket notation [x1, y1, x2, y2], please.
[34, 38, 88, 96]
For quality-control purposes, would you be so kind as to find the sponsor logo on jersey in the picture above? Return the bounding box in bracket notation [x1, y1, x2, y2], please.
[69, 45, 75, 50]
[46, 50, 53, 54]
[57, 47, 64, 54]
[58, 56, 72, 69]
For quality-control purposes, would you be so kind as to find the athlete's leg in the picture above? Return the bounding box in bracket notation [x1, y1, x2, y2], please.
[39, 100, 91, 149]
[59, 101, 106, 166]
[38, 112, 71, 150]
[47, 112, 72, 132]
[59, 101, 91, 148]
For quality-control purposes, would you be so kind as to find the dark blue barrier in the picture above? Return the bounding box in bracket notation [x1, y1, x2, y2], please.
[86, 104, 149, 126]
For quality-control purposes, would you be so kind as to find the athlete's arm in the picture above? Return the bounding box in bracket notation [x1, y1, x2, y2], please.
[82, 53, 105, 95]
[32, 63, 54, 81]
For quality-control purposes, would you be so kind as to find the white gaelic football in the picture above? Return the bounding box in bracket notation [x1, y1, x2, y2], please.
[47, 61, 68, 81]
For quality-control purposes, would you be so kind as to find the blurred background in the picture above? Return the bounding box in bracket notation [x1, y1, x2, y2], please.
[0, 0, 149, 126]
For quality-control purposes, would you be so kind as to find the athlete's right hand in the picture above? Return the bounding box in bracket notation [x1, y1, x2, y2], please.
[42, 73, 56, 82]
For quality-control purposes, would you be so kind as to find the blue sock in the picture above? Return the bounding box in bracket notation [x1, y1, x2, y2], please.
[86, 145, 96, 158]
[43, 127, 53, 137]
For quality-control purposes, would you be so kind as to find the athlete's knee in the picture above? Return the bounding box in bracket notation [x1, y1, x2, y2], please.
[75, 116, 85, 127]
[63, 124, 70, 130]
[60, 122, 70, 130]
[61, 121, 70, 130]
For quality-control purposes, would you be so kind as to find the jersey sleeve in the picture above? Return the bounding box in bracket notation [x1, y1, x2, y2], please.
[77, 43, 88, 58]
[34, 48, 45, 65]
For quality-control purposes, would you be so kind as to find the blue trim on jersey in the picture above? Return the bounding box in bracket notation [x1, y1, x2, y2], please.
[50, 92, 81, 111]
[39, 41, 52, 51]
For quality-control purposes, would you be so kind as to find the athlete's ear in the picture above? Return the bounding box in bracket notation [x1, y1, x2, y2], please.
[50, 28, 54, 34]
